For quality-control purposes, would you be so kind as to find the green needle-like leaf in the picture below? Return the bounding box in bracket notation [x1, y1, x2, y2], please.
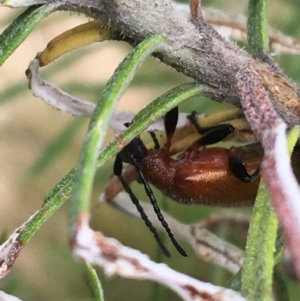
[241, 127, 300, 301]
[241, 181, 277, 301]
[0, 3, 59, 66]
[69, 34, 166, 235]
[14, 81, 206, 246]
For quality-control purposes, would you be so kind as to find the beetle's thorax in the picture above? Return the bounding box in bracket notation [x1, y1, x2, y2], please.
[140, 147, 175, 190]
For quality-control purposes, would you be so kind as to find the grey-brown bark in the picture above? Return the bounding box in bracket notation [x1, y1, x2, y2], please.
[40, 0, 296, 127]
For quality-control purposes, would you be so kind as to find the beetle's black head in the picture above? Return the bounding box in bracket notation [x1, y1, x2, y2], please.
[119, 136, 148, 165]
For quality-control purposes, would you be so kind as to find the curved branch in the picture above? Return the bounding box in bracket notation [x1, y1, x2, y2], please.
[3, 0, 300, 125]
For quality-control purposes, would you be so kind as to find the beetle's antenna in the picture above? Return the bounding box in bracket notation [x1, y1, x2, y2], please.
[113, 154, 171, 257]
[130, 155, 188, 257]
[114, 110, 187, 256]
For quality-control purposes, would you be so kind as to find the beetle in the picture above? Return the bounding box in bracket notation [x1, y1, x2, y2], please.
[112, 106, 300, 256]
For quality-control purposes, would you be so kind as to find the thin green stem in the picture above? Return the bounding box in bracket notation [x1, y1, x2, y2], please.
[227, 269, 242, 291]
[247, 0, 269, 58]
[18, 169, 75, 243]
[241, 181, 277, 301]
[85, 262, 105, 301]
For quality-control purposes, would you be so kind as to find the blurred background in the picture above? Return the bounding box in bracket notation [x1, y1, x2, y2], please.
[0, 0, 300, 300]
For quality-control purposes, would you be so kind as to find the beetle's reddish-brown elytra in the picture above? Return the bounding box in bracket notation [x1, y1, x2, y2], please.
[113, 107, 300, 256]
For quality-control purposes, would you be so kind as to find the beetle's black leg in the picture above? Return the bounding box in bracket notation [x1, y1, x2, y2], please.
[187, 111, 208, 135]
[188, 111, 233, 135]
[187, 110, 229, 135]
[188, 111, 235, 143]
[187, 111, 234, 145]
[228, 156, 260, 183]
[130, 155, 188, 257]
[186, 124, 234, 151]
[195, 124, 234, 146]
[164, 106, 179, 149]
[149, 131, 160, 149]
[165, 107, 179, 138]
[186, 111, 235, 149]
[188, 111, 260, 182]
[113, 153, 171, 257]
